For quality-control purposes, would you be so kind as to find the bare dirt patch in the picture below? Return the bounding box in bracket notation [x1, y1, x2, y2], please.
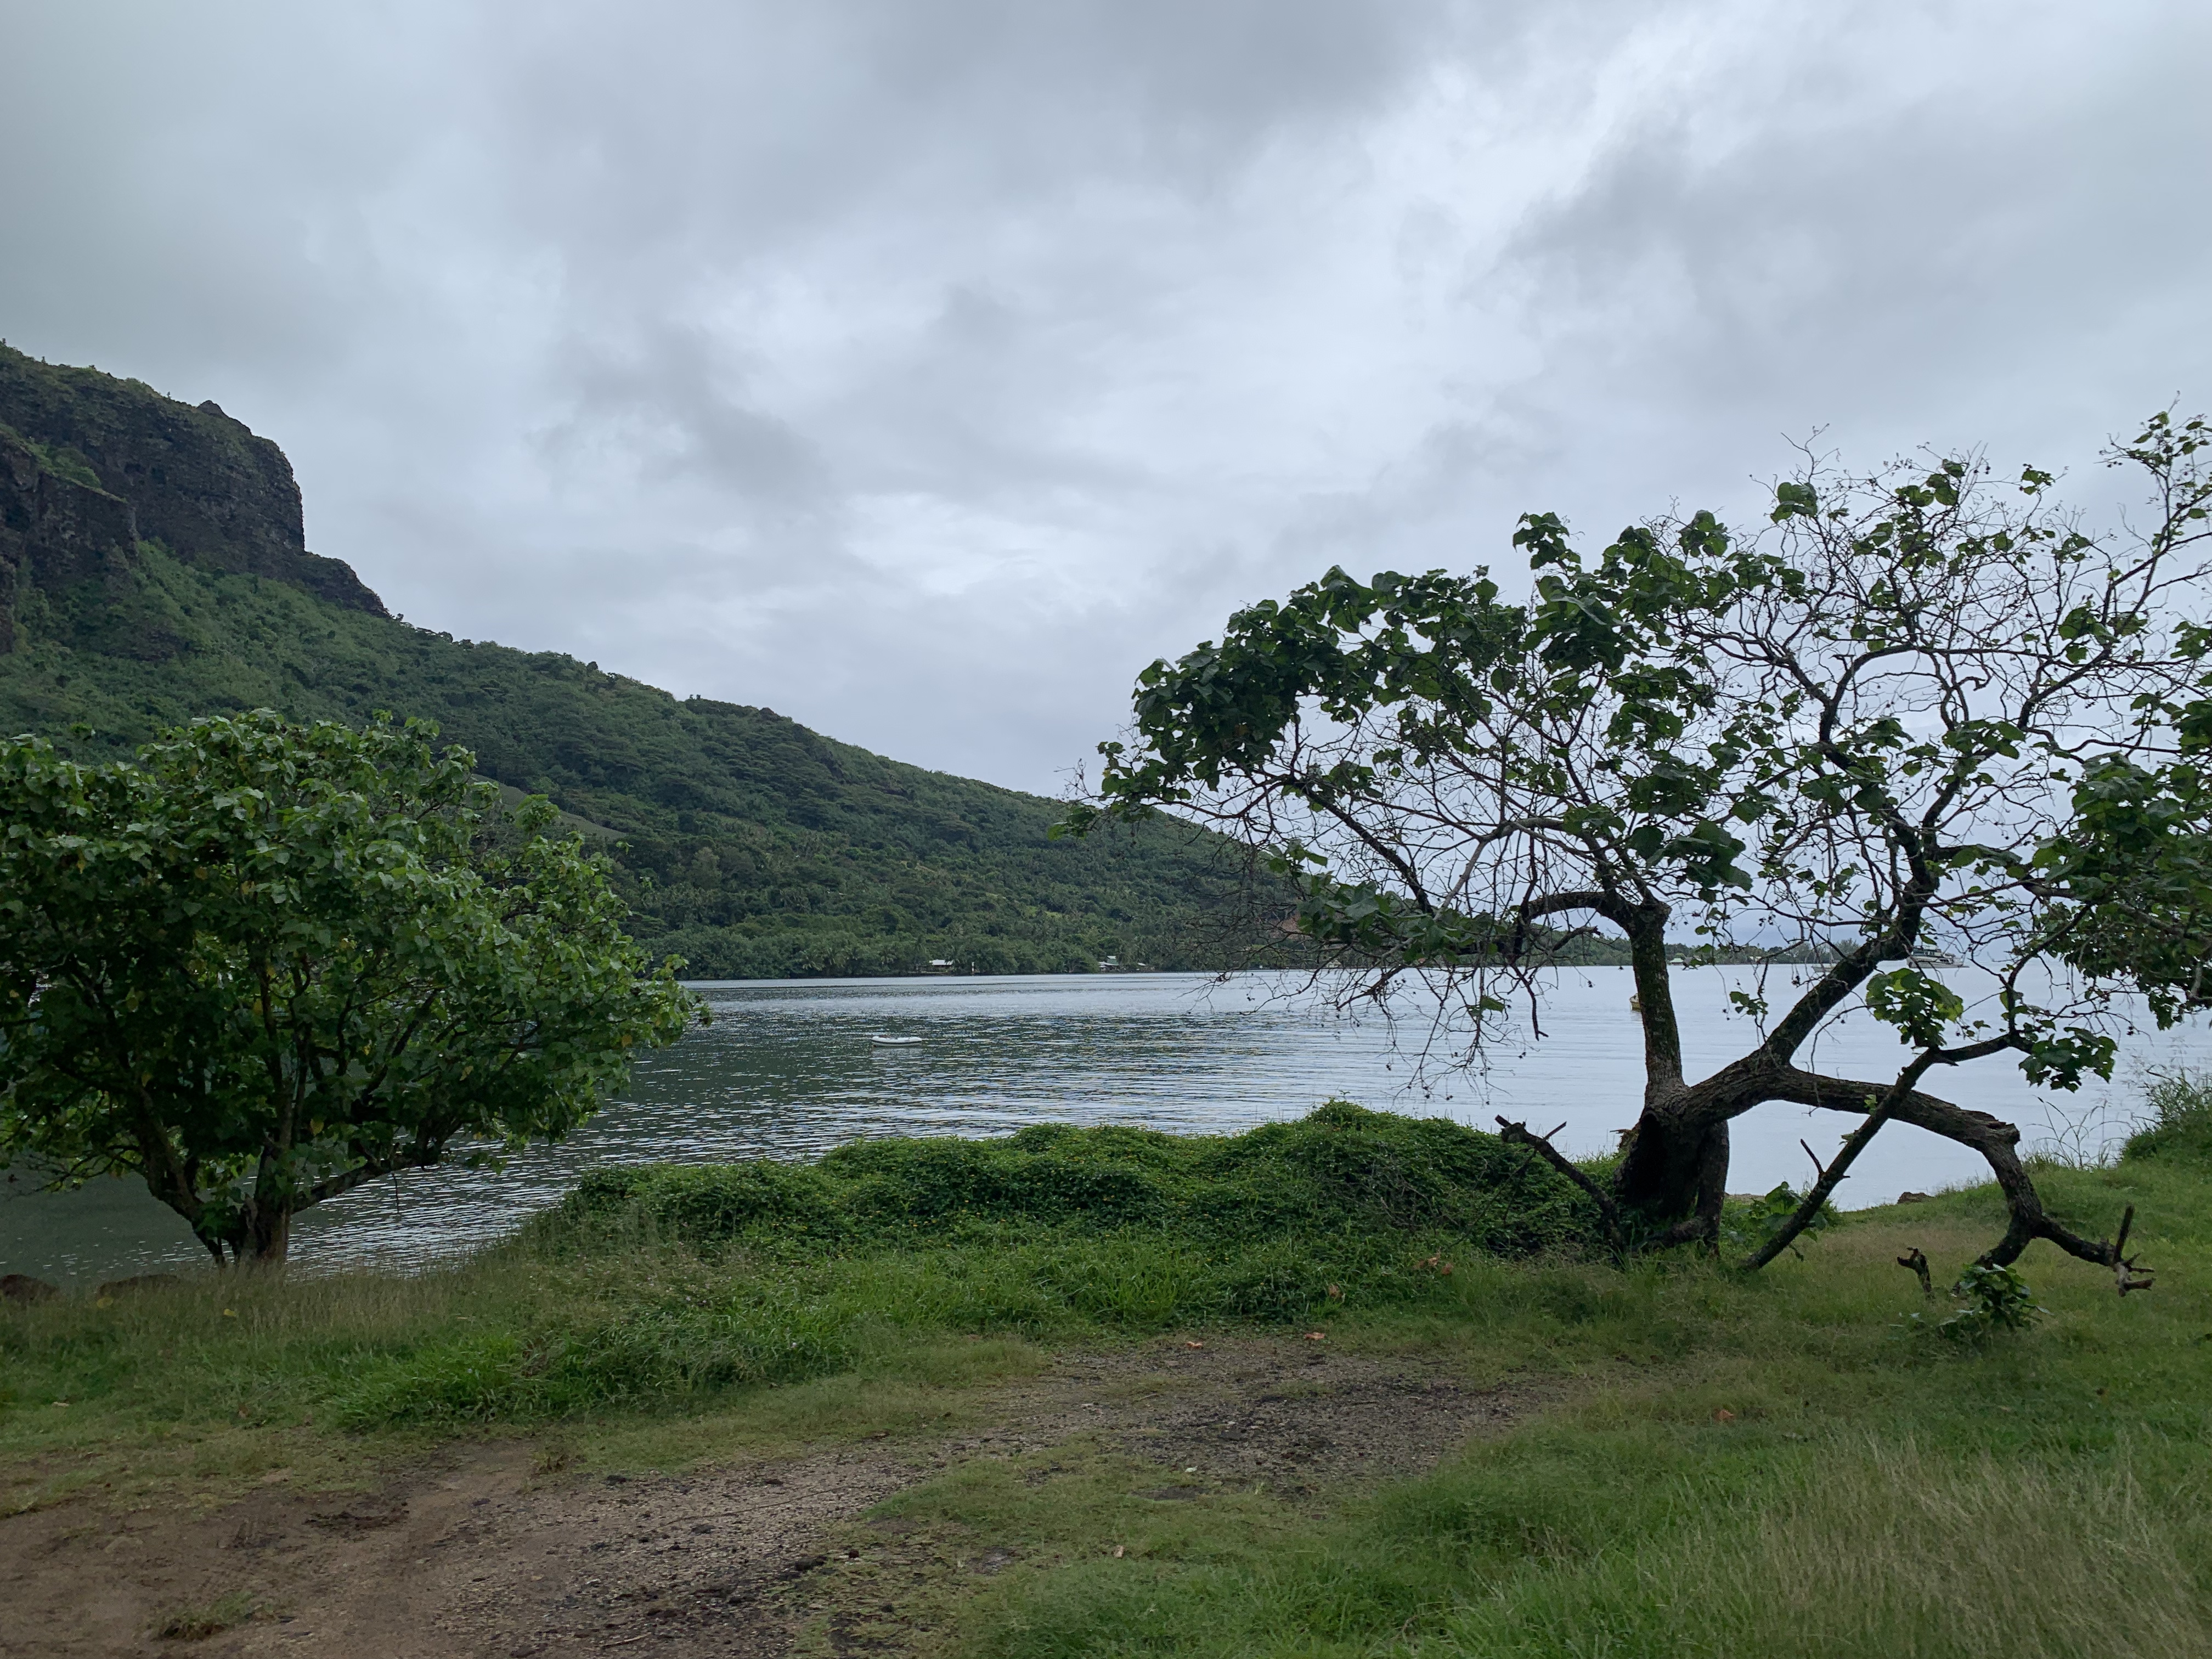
[0, 1338, 1534, 1658]
[939, 1335, 1530, 1494]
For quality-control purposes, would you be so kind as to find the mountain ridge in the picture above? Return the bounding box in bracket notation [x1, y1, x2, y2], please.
[0, 346, 1259, 978]
[0, 343, 387, 623]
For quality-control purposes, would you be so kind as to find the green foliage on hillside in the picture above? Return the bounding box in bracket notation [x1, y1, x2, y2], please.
[0, 540, 1260, 977]
[8, 433, 103, 491]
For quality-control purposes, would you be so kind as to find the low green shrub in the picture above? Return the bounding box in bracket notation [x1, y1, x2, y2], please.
[1719, 1182, 1838, 1257]
[1901, 1261, 2049, 1344]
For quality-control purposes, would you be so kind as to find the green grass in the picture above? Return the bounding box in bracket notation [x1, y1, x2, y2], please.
[974, 1426, 2212, 1659]
[150, 1589, 266, 1641]
[5, 1093, 2212, 1656]
[927, 1122, 2212, 1659]
[771, 1143, 2212, 1659]
[0, 1106, 1594, 1504]
[0, 1245, 1072, 1515]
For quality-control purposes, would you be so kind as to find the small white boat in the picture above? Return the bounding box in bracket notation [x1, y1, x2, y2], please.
[1908, 950, 1964, 969]
[870, 1035, 924, 1046]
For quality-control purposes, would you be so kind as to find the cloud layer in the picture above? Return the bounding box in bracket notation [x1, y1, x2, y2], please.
[3, 0, 2205, 790]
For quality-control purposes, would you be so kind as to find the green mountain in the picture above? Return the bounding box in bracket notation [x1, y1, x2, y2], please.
[0, 343, 1259, 978]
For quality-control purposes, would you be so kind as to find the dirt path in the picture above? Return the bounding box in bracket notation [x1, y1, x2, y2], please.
[1, 1338, 1534, 1657]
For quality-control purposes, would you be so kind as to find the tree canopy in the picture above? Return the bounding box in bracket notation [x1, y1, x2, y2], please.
[1075, 413, 2212, 1277]
[0, 712, 699, 1263]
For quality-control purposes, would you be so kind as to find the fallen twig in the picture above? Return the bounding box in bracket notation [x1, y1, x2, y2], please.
[2110, 1205, 2155, 1296]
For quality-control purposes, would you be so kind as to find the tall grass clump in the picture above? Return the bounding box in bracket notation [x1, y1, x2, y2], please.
[2124, 1069, 2212, 1164]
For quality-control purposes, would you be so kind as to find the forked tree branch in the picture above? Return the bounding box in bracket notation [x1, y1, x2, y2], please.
[1770, 1064, 2152, 1284]
[1739, 1063, 1952, 1271]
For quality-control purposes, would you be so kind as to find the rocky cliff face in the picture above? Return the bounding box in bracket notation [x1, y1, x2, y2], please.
[0, 343, 385, 653]
[0, 428, 143, 653]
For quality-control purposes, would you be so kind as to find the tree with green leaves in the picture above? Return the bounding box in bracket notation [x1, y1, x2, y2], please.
[0, 711, 701, 1265]
[1072, 414, 2211, 1278]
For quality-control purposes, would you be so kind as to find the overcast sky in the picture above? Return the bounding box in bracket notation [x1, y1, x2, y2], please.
[2, 1, 2205, 793]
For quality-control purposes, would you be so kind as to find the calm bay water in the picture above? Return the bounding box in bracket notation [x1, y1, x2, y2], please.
[8, 967, 2208, 1286]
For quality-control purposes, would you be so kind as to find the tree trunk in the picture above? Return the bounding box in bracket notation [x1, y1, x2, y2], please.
[1606, 1055, 2151, 1280]
[1614, 1104, 1728, 1238]
[1611, 902, 1720, 1235]
[244, 1205, 291, 1266]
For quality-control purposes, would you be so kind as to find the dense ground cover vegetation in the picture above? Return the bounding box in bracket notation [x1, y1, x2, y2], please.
[0, 1105, 1599, 1436]
[558, 1103, 1596, 1279]
[5, 1088, 2210, 1654]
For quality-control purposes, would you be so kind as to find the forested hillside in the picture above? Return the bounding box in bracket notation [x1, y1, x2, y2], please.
[0, 344, 1260, 977]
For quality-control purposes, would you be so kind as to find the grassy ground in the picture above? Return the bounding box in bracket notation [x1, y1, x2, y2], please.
[958, 1177, 2212, 1659]
[0, 1105, 1594, 1508]
[4, 1094, 2210, 1657]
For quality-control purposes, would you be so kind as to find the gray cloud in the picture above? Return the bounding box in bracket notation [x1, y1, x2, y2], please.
[1, 0, 2204, 789]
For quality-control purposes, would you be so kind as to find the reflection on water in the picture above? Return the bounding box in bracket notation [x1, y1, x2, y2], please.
[7, 967, 2207, 1285]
